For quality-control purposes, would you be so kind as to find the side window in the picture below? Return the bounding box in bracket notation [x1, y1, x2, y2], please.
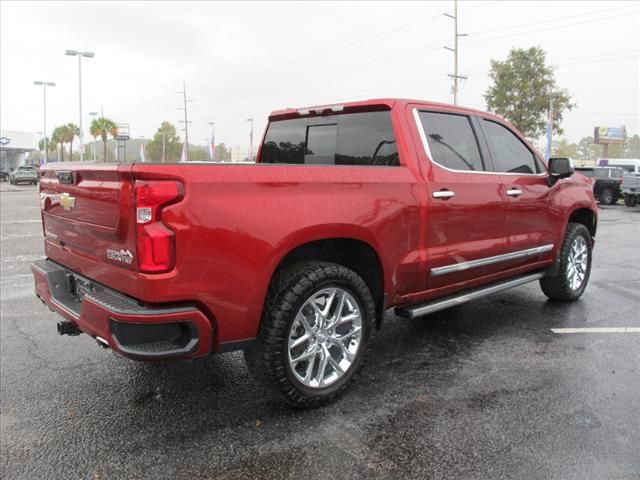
[418, 111, 484, 171]
[260, 111, 399, 166]
[482, 120, 538, 174]
[261, 118, 306, 164]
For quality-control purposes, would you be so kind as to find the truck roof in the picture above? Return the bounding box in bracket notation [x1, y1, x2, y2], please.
[269, 98, 503, 122]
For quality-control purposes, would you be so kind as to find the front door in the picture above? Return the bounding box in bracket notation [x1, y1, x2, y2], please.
[477, 117, 557, 272]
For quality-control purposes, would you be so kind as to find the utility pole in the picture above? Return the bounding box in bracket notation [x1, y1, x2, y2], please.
[444, 0, 467, 105]
[177, 81, 192, 162]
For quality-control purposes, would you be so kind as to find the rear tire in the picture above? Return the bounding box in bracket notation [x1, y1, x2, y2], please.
[540, 223, 592, 301]
[245, 261, 375, 408]
[599, 188, 614, 205]
[624, 194, 638, 207]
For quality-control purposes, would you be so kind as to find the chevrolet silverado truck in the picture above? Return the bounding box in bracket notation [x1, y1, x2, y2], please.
[32, 99, 597, 407]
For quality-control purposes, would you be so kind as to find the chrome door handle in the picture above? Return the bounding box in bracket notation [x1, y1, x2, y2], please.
[506, 188, 522, 197]
[432, 190, 455, 199]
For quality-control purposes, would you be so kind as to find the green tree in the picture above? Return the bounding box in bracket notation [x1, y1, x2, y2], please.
[215, 143, 232, 161]
[553, 138, 578, 158]
[188, 148, 208, 161]
[485, 47, 574, 138]
[51, 125, 69, 161]
[89, 117, 118, 162]
[625, 134, 640, 158]
[65, 123, 79, 160]
[145, 121, 182, 162]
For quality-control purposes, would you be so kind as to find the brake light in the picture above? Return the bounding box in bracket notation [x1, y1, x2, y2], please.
[135, 180, 183, 273]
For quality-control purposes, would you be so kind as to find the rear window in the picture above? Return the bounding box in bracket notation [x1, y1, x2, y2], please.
[417, 111, 484, 171]
[260, 111, 399, 166]
[577, 169, 595, 178]
[609, 168, 623, 179]
[594, 169, 608, 179]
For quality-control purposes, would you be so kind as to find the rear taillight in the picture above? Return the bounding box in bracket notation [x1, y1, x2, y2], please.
[135, 180, 183, 273]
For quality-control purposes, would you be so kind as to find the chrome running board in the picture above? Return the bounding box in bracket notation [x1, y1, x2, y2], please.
[395, 272, 545, 320]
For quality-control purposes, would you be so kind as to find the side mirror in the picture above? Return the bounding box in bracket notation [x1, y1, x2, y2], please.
[548, 157, 574, 186]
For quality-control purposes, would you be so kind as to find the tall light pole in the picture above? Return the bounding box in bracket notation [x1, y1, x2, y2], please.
[208, 121, 215, 161]
[65, 49, 94, 162]
[33, 81, 55, 165]
[89, 111, 98, 161]
[246, 118, 254, 161]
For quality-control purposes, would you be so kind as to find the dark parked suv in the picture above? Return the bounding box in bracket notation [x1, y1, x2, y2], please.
[576, 166, 623, 205]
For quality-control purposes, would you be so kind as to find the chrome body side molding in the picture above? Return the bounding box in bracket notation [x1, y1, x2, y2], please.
[431, 244, 554, 277]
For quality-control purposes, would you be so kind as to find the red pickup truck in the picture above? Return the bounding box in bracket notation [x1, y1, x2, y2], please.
[32, 99, 596, 407]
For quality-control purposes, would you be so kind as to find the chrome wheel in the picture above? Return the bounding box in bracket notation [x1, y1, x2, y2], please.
[566, 236, 588, 290]
[287, 287, 363, 388]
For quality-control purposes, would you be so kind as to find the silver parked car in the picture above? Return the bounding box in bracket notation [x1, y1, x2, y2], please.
[9, 166, 39, 185]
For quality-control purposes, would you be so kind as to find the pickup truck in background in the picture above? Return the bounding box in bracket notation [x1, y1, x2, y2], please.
[575, 166, 624, 205]
[621, 172, 640, 207]
[31, 99, 597, 407]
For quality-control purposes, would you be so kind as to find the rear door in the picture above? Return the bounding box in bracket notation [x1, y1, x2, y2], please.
[412, 108, 508, 290]
[477, 118, 556, 270]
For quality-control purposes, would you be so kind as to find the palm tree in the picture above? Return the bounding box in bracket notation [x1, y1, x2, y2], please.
[90, 117, 117, 162]
[52, 126, 68, 162]
[65, 123, 79, 160]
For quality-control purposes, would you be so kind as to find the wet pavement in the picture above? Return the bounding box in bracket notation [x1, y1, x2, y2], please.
[1, 184, 639, 480]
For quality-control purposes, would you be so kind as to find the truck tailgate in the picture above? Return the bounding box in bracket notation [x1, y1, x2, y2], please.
[39, 164, 138, 280]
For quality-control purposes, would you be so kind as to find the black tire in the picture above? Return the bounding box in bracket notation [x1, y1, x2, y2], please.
[540, 223, 592, 301]
[244, 261, 375, 408]
[624, 195, 638, 207]
[599, 188, 614, 205]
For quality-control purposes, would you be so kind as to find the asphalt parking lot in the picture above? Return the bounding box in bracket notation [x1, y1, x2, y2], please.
[1, 183, 639, 480]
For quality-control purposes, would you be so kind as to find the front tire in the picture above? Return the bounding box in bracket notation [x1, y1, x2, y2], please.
[245, 261, 375, 408]
[540, 223, 592, 301]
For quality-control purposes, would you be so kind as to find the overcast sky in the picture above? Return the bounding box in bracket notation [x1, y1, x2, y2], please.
[1, 1, 638, 152]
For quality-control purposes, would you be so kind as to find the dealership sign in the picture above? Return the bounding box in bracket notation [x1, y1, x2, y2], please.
[594, 126, 626, 145]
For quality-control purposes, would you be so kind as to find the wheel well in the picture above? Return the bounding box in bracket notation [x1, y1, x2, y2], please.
[273, 238, 385, 327]
[569, 208, 597, 239]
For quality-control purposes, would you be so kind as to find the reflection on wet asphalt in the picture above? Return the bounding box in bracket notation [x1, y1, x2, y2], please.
[2, 187, 639, 479]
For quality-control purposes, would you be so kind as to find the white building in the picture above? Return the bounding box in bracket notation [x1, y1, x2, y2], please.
[0, 130, 36, 171]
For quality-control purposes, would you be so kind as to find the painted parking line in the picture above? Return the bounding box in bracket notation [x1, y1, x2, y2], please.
[551, 327, 640, 334]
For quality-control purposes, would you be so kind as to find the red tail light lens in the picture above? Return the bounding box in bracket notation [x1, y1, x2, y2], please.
[135, 180, 183, 273]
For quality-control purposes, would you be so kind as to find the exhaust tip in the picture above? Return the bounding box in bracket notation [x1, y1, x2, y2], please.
[95, 336, 110, 349]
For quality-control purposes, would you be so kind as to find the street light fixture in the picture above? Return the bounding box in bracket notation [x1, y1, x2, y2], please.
[246, 118, 254, 162]
[33, 81, 55, 165]
[65, 49, 95, 162]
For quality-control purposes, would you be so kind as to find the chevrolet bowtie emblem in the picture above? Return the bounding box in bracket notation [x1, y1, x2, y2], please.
[60, 193, 76, 211]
